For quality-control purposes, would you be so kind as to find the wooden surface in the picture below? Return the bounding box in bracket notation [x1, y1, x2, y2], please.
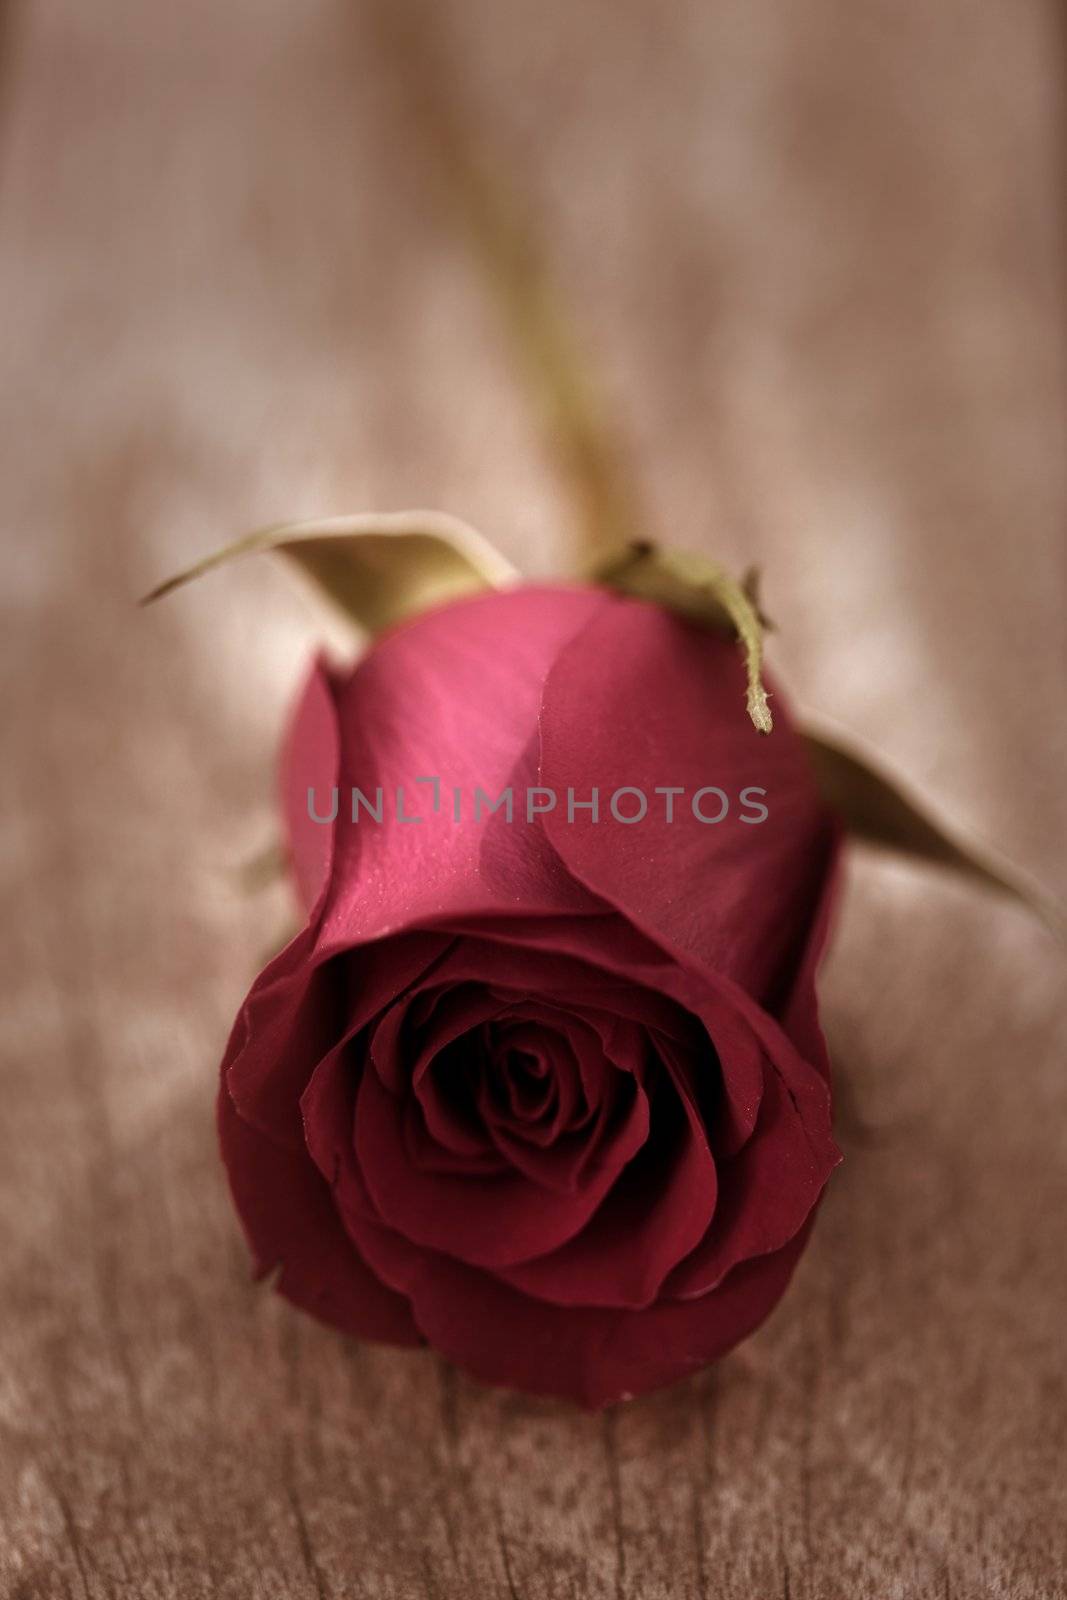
[2, 2, 1065, 1595]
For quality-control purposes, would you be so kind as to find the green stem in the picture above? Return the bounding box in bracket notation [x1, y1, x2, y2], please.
[370, 3, 644, 562]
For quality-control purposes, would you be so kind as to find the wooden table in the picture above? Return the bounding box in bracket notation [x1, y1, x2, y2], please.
[2, 2, 1064, 1594]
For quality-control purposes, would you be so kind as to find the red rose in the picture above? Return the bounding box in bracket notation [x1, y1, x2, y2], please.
[219, 584, 840, 1406]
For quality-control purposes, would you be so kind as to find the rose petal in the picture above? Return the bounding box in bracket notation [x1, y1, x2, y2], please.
[405, 932, 688, 1038]
[538, 596, 838, 1003]
[307, 586, 609, 955]
[224, 929, 341, 1151]
[664, 1064, 838, 1298]
[401, 1094, 509, 1178]
[348, 1201, 812, 1407]
[441, 919, 770, 1158]
[280, 657, 342, 917]
[494, 1069, 718, 1309]
[352, 1060, 649, 1269]
[217, 1079, 418, 1345]
[777, 822, 842, 1084]
[226, 930, 449, 1148]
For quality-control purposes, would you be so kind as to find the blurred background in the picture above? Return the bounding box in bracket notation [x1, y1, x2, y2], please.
[1, 1, 1065, 1595]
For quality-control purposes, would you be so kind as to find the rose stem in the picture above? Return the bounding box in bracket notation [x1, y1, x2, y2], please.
[366, 0, 647, 565]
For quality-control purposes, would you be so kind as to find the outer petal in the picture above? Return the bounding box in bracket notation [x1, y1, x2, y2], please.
[217, 1061, 418, 1345]
[349, 1199, 813, 1407]
[663, 1067, 834, 1298]
[225, 930, 450, 1148]
[280, 657, 342, 917]
[538, 595, 839, 1005]
[219, 930, 450, 1324]
[776, 823, 842, 1084]
[309, 585, 609, 955]
[223, 926, 340, 1151]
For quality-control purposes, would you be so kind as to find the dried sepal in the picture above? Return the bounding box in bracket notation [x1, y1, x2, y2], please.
[142, 511, 517, 636]
[590, 542, 773, 734]
[803, 726, 1062, 936]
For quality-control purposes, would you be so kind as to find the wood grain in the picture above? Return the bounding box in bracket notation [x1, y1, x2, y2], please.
[1, 1, 1065, 1595]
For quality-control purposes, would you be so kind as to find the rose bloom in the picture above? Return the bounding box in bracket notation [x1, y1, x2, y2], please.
[219, 586, 840, 1406]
